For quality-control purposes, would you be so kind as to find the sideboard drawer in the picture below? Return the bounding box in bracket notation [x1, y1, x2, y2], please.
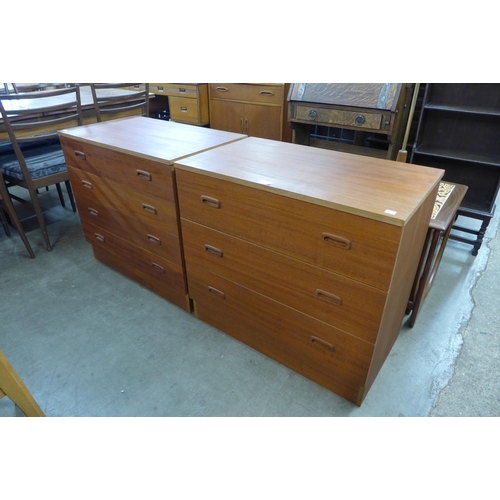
[182, 219, 386, 343]
[149, 83, 199, 97]
[291, 105, 383, 130]
[176, 169, 399, 290]
[61, 137, 174, 199]
[188, 264, 373, 405]
[169, 96, 201, 123]
[209, 83, 284, 105]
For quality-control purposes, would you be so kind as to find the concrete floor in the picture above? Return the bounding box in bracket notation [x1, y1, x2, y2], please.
[1, 185, 499, 417]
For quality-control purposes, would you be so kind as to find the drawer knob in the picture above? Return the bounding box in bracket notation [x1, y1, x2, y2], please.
[205, 244, 223, 258]
[355, 114, 366, 126]
[310, 336, 335, 353]
[156, 86, 164, 92]
[81, 180, 93, 190]
[308, 109, 317, 121]
[94, 233, 105, 243]
[142, 203, 157, 215]
[88, 208, 99, 217]
[322, 232, 352, 250]
[208, 286, 226, 300]
[200, 195, 221, 209]
[74, 150, 86, 159]
[147, 234, 161, 245]
[152, 262, 165, 273]
[136, 169, 152, 181]
[316, 289, 342, 306]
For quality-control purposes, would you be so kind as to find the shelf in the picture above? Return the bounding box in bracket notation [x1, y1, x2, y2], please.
[425, 102, 500, 117]
[413, 145, 500, 168]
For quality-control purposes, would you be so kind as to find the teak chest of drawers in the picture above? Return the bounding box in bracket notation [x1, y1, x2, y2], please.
[58, 116, 245, 311]
[174, 138, 443, 405]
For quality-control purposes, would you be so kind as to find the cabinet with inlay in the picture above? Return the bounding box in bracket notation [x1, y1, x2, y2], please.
[58, 116, 245, 310]
[174, 137, 443, 405]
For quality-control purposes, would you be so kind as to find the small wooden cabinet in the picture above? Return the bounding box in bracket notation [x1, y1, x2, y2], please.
[209, 83, 291, 141]
[149, 83, 209, 126]
[174, 137, 443, 405]
[58, 117, 245, 309]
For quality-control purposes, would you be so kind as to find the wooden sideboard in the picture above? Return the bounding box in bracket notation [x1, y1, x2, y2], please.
[174, 138, 443, 405]
[58, 117, 245, 310]
[208, 83, 292, 142]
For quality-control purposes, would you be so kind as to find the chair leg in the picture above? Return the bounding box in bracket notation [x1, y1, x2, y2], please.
[65, 180, 77, 212]
[0, 203, 11, 236]
[0, 350, 45, 417]
[56, 183, 66, 207]
[28, 187, 53, 251]
[0, 195, 35, 258]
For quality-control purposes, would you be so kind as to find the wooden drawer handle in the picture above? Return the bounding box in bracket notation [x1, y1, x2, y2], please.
[215, 87, 229, 92]
[147, 234, 161, 245]
[142, 203, 157, 215]
[322, 232, 352, 250]
[179, 88, 186, 93]
[316, 289, 342, 306]
[88, 208, 99, 217]
[311, 336, 335, 353]
[156, 86, 164, 92]
[259, 91, 275, 96]
[152, 262, 165, 273]
[74, 150, 86, 159]
[201, 195, 221, 209]
[180, 107, 188, 112]
[205, 244, 223, 258]
[94, 233, 105, 243]
[136, 169, 152, 181]
[208, 286, 226, 299]
[81, 180, 93, 190]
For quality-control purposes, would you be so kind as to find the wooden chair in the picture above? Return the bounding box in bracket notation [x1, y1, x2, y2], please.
[0, 85, 83, 251]
[90, 83, 150, 122]
[0, 350, 44, 416]
[12, 83, 67, 93]
[0, 167, 35, 258]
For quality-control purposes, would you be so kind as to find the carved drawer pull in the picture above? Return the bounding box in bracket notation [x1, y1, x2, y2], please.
[205, 244, 223, 258]
[208, 286, 226, 299]
[310, 336, 335, 352]
[200, 195, 221, 209]
[94, 233, 105, 243]
[147, 234, 161, 245]
[136, 169, 152, 181]
[322, 232, 352, 250]
[142, 203, 157, 215]
[88, 208, 99, 217]
[74, 150, 86, 159]
[215, 87, 229, 92]
[81, 180, 93, 190]
[316, 289, 342, 306]
[152, 262, 165, 273]
[259, 91, 275, 96]
[180, 107, 188, 112]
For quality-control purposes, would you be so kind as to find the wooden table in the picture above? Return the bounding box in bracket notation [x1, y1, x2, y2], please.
[0, 85, 149, 142]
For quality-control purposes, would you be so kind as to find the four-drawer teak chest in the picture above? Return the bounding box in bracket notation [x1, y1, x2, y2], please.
[58, 116, 246, 311]
[59, 117, 443, 406]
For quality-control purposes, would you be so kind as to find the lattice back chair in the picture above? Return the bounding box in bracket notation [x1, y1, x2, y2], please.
[0, 85, 83, 251]
[0, 167, 35, 258]
[12, 83, 67, 93]
[90, 83, 150, 122]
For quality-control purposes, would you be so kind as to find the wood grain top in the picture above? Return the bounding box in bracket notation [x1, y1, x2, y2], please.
[58, 116, 247, 165]
[174, 137, 444, 226]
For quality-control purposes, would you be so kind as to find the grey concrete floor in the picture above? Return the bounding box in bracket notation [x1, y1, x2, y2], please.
[1, 186, 499, 417]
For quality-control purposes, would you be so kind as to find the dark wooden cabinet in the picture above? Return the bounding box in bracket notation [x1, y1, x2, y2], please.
[410, 83, 500, 254]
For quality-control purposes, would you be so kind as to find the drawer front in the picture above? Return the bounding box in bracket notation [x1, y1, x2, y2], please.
[149, 83, 198, 97]
[69, 167, 177, 232]
[176, 170, 399, 290]
[77, 193, 183, 266]
[61, 137, 174, 199]
[292, 104, 383, 130]
[169, 96, 200, 123]
[182, 220, 386, 343]
[91, 245, 189, 311]
[209, 83, 284, 105]
[188, 264, 373, 405]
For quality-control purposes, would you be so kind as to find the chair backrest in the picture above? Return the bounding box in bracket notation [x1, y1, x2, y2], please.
[90, 83, 150, 122]
[0, 85, 83, 146]
[12, 83, 67, 93]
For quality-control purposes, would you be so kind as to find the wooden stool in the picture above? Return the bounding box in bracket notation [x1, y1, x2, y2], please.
[0, 350, 44, 417]
[407, 182, 468, 327]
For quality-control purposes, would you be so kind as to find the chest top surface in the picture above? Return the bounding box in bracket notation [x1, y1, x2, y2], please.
[58, 116, 246, 165]
[174, 136, 444, 225]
